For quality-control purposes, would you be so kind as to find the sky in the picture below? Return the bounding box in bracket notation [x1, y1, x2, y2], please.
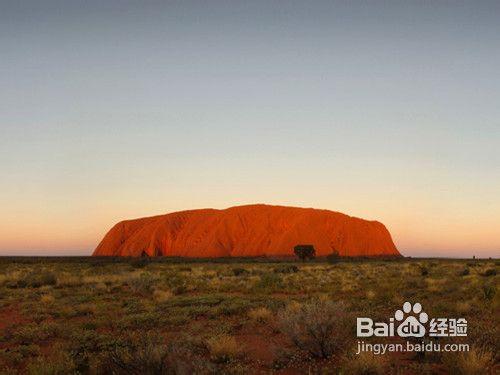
[1, 1, 499, 258]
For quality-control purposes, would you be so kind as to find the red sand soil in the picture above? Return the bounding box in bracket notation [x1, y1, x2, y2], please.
[93, 204, 400, 257]
[0, 305, 26, 332]
[0, 304, 28, 349]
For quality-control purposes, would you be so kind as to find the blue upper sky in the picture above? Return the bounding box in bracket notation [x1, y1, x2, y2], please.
[1, 1, 499, 257]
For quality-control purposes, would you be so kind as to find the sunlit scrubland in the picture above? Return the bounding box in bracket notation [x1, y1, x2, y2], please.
[0, 257, 498, 374]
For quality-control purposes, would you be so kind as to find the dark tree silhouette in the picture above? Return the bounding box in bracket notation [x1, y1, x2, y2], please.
[294, 245, 316, 261]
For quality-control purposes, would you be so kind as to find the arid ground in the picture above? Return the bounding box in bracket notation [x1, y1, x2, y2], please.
[0, 257, 498, 374]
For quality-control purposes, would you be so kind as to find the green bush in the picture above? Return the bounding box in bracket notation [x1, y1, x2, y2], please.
[165, 273, 188, 295]
[256, 273, 282, 290]
[19, 271, 57, 288]
[232, 268, 249, 276]
[215, 297, 251, 317]
[458, 268, 470, 276]
[419, 266, 429, 276]
[98, 332, 177, 375]
[68, 330, 124, 373]
[481, 284, 496, 301]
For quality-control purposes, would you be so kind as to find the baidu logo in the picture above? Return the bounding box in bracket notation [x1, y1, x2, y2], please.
[357, 302, 467, 338]
[395, 302, 428, 337]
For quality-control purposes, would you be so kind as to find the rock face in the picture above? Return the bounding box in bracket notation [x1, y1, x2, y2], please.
[93, 204, 400, 257]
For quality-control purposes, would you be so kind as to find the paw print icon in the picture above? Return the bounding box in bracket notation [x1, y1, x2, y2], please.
[395, 302, 428, 337]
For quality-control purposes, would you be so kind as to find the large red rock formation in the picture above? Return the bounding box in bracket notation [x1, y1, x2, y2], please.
[93, 204, 400, 257]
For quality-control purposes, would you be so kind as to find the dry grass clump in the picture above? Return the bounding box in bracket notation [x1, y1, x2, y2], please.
[425, 278, 446, 293]
[127, 273, 156, 295]
[57, 273, 83, 287]
[278, 299, 351, 358]
[0, 271, 24, 286]
[365, 290, 376, 300]
[255, 272, 282, 290]
[153, 289, 173, 303]
[99, 332, 174, 374]
[247, 307, 273, 324]
[341, 279, 356, 293]
[40, 294, 55, 304]
[26, 350, 75, 375]
[442, 347, 494, 375]
[17, 270, 57, 288]
[206, 334, 242, 363]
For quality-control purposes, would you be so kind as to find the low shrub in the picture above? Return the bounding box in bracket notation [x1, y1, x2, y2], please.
[215, 297, 251, 317]
[482, 268, 496, 277]
[248, 307, 273, 324]
[256, 273, 282, 290]
[68, 330, 121, 373]
[232, 268, 249, 276]
[442, 347, 494, 375]
[11, 322, 61, 344]
[420, 266, 429, 276]
[278, 299, 351, 358]
[127, 273, 156, 295]
[99, 333, 177, 374]
[40, 294, 55, 304]
[0, 344, 40, 367]
[27, 351, 75, 375]
[467, 320, 499, 357]
[273, 265, 298, 274]
[206, 335, 242, 363]
[19, 271, 57, 288]
[481, 284, 496, 301]
[165, 274, 188, 295]
[458, 268, 470, 276]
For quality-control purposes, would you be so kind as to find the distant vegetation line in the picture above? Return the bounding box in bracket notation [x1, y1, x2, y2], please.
[0, 255, 492, 265]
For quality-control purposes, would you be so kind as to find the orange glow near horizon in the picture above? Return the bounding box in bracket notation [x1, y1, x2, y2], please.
[1, 197, 498, 258]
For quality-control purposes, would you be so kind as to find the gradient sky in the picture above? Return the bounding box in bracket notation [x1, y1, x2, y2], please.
[1, 1, 499, 257]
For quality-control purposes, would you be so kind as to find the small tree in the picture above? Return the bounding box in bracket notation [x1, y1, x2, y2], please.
[294, 245, 316, 261]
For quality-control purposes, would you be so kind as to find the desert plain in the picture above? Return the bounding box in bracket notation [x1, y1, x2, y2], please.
[0, 257, 498, 374]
